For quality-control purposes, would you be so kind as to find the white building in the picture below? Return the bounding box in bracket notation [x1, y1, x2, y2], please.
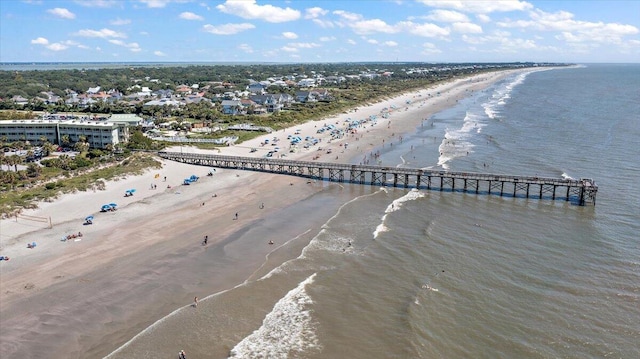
[0, 118, 127, 149]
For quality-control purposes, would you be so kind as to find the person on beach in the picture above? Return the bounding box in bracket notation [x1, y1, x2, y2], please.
[234, 212, 238, 220]
[193, 297, 198, 307]
[179, 349, 187, 359]
[203, 236, 208, 245]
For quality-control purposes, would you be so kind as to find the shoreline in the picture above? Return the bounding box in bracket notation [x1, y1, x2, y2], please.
[0, 68, 535, 358]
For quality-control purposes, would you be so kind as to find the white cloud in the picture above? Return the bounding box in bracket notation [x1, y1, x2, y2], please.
[319, 36, 336, 42]
[347, 39, 356, 45]
[417, 0, 533, 14]
[74, 28, 127, 38]
[421, 42, 442, 54]
[367, 39, 378, 44]
[282, 31, 298, 39]
[426, 10, 469, 23]
[31, 37, 49, 45]
[32, 38, 90, 52]
[498, 9, 639, 44]
[108, 39, 141, 52]
[305, 7, 328, 19]
[138, 0, 191, 8]
[202, 23, 255, 35]
[154, 50, 167, 56]
[216, 0, 300, 23]
[351, 19, 399, 35]
[312, 18, 335, 28]
[289, 42, 321, 49]
[110, 18, 131, 25]
[452, 22, 483, 34]
[47, 8, 76, 19]
[74, 0, 118, 7]
[46, 43, 69, 51]
[238, 43, 253, 53]
[384, 41, 398, 47]
[281, 46, 298, 52]
[179, 12, 204, 21]
[400, 21, 451, 38]
[333, 10, 363, 23]
[476, 14, 491, 23]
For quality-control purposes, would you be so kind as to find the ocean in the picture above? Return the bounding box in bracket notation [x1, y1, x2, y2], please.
[107, 64, 640, 358]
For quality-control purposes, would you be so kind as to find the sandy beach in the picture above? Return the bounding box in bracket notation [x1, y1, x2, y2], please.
[0, 69, 527, 358]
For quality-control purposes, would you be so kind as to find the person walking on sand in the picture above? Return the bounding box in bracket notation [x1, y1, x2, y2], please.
[194, 297, 198, 307]
[235, 212, 238, 220]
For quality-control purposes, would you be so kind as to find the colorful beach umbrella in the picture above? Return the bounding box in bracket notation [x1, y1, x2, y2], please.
[85, 215, 94, 221]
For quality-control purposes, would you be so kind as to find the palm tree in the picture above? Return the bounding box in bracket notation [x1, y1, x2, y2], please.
[9, 154, 22, 172]
[42, 141, 57, 156]
[61, 134, 70, 149]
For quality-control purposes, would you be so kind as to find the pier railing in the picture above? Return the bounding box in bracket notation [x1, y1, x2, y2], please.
[158, 151, 597, 206]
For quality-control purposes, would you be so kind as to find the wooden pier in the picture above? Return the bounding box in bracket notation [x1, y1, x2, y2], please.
[158, 152, 598, 206]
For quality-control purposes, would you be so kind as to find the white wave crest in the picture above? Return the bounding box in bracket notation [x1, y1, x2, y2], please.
[229, 273, 320, 358]
[374, 189, 425, 238]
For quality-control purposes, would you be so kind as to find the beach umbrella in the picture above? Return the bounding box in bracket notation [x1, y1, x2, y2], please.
[109, 202, 118, 208]
[85, 215, 94, 221]
[127, 189, 136, 193]
[101, 205, 111, 211]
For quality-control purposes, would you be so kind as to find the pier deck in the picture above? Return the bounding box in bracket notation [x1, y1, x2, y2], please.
[158, 152, 597, 206]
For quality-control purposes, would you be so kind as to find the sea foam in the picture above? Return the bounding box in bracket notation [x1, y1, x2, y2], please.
[229, 273, 320, 358]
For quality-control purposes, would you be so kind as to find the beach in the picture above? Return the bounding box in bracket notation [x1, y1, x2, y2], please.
[0, 69, 525, 358]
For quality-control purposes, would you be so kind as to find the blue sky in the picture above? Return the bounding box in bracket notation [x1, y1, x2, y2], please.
[1, 0, 638, 63]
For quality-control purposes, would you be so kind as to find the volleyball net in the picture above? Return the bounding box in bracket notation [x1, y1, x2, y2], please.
[15, 213, 52, 228]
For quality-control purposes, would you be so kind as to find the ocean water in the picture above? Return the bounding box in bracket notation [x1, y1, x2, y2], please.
[108, 64, 640, 358]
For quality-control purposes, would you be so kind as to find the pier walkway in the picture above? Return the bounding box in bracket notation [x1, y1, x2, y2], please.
[158, 152, 598, 206]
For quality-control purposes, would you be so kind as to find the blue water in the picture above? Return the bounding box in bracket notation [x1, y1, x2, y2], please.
[109, 64, 640, 358]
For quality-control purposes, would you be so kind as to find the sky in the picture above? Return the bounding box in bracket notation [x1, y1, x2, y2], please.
[1, 0, 639, 63]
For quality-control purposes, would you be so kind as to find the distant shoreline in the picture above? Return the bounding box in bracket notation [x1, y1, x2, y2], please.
[0, 61, 568, 72]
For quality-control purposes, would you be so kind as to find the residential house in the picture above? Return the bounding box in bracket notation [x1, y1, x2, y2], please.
[247, 82, 267, 95]
[220, 100, 243, 115]
[297, 78, 316, 87]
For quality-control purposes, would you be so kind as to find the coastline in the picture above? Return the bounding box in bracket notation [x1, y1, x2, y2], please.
[0, 68, 534, 358]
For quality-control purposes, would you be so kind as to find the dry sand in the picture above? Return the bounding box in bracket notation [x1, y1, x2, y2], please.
[0, 69, 525, 358]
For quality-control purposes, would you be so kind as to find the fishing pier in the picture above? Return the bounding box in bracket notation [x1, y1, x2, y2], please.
[158, 152, 598, 206]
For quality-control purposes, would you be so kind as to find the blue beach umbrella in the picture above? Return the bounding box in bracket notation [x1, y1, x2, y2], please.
[109, 202, 118, 208]
[85, 215, 94, 221]
[127, 189, 136, 193]
[101, 205, 111, 211]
